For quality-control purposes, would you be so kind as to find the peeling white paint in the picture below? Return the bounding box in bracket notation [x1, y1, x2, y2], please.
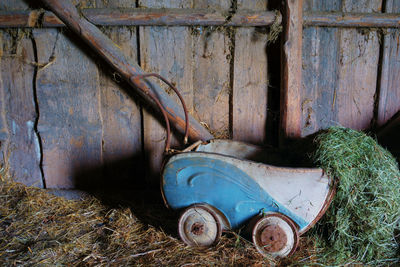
[26, 120, 34, 140]
[12, 120, 18, 135]
[33, 134, 41, 162]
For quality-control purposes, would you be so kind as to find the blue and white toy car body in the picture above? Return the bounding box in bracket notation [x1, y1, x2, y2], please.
[161, 139, 334, 257]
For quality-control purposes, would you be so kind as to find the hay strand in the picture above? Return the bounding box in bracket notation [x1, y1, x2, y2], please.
[309, 126, 400, 265]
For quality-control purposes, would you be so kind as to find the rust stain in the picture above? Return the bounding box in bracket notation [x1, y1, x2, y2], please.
[69, 107, 74, 115]
[70, 136, 84, 148]
[43, 15, 64, 26]
[246, 15, 259, 21]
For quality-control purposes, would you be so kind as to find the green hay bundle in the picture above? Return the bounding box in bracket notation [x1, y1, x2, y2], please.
[311, 126, 400, 265]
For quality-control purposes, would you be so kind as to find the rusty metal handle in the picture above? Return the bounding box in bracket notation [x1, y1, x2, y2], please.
[132, 73, 189, 144]
[131, 74, 190, 152]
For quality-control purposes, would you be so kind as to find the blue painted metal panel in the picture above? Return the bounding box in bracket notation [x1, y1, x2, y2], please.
[162, 155, 309, 230]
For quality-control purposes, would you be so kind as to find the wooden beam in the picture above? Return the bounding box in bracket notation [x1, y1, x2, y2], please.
[280, 0, 303, 140]
[0, 9, 277, 28]
[304, 11, 400, 28]
[3, 9, 400, 28]
[38, 0, 213, 142]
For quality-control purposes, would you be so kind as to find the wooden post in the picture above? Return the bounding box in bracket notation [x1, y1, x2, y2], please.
[39, 0, 213, 143]
[280, 0, 303, 141]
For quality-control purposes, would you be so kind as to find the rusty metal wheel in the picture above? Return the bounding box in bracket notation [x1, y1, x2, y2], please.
[251, 212, 299, 258]
[178, 204, 223, 248]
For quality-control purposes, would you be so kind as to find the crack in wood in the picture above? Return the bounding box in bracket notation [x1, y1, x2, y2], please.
[30, 33, 46, 188]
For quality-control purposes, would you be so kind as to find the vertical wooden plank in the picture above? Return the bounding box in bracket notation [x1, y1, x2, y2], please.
[281, 0, 303, 140]
[377, 0, 400, 127]
[94, 1, 144, 185]
[140, 0, 231, 183]
[336, 0, 381, 130]
[301, 0, 381, 136]
[0, 0, 29, 10]
[0, 31, 43, 187]
[301, 1, 341, 137]
[139, 0, 194, 183]
[34, 28, 102, 188]
[232, 0, 268, 144]
[191, 1, 231, 139]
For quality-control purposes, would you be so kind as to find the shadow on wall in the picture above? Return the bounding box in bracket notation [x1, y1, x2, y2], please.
[376, 110, 400, 161]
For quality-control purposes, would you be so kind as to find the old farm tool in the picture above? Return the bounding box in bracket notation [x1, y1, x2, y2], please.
[40, 0, 335, 258]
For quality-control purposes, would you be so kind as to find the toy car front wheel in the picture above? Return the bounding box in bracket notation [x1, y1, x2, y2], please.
[178, 204, 222, 248]
[251, 212, 299, 258]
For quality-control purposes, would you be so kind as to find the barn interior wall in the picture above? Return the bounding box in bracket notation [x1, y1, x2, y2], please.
[0, 0, 399, 189]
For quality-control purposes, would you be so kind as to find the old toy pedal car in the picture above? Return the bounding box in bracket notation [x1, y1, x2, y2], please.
[161, 139, 334, 257]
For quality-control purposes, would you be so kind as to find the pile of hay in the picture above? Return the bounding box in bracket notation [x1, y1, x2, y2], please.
[2, 126, 399, 265]
[310, 126, 400, 265]
[0, 174, 271, 266]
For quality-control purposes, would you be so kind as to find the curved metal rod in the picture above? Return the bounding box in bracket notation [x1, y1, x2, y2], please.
[130, 75, 172, 152]
[132, 73, 190, 144]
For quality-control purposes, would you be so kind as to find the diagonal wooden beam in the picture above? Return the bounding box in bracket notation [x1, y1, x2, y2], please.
[37, 0, 213, 143]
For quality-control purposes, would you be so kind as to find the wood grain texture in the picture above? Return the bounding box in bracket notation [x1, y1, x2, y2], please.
[336, 0, 381, 130]
[0, 0, 29, 10]
[34, 29, 102, 188]
[139, 0, 230, 183]
[304, 11, 400, 28]
[94, 0, 144, 185]
[377, 0, 400, 127]
[301, 1, 342, 137]
[301, 0, 381, 136]
[41, 0, 212, 142]
[0, 31, 43, 187]
[191, 0, 230, 139]
[0, 8, 277, 28]
[232, 0, 268, 144]
[139, 0, 194, 183]
[281, 0, 303, 139]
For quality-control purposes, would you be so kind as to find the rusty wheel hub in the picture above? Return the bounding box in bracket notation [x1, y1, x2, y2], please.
[191, 222, 205, 235]
[260, 225, 287, 252]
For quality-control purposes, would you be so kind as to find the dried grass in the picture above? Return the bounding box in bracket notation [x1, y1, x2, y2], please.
[2, 126, 399, 266]
[0, 173, 275, 266]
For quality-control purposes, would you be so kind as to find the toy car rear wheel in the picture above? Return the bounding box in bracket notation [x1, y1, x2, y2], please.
[251, 212, 299, 258]
[178, 204, 222, 248]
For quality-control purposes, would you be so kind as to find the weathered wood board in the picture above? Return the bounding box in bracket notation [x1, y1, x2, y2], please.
[139, 0, 192, 184]
[301, 0, 381, 137]
[281, 0, 303, 140]
[0, 0, 29, 10]
[0, 31, 43, 187]
[232, 0, 268, 144]
[139, 0, 230, 183]
[34, 28, 103, 188]
[377, 0, 400, 127]
[3, 0, 400, 189]
[190, 0, 231, 140]
[94, 0, 144, 186]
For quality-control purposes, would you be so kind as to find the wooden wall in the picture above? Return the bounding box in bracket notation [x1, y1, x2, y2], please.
[0, 0, 271, 189]
[1, 0, 399, 189]
[298, 0, 400, 137]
